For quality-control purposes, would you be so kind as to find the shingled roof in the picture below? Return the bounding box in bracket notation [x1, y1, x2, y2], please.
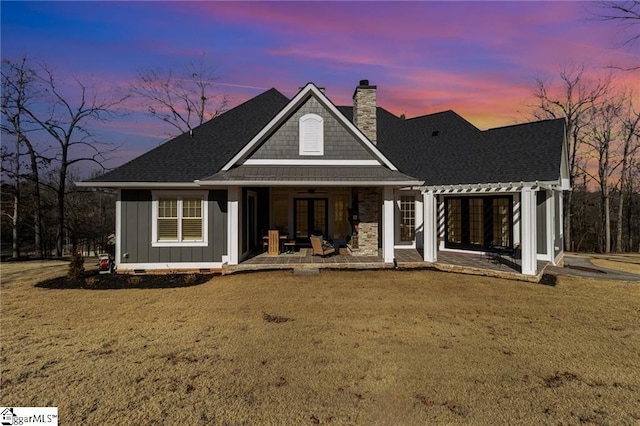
[376, 109, 565, 186]
[91, 88, 289, 182]
[88, 86, 565, 186]
[340, 106, 565, 186]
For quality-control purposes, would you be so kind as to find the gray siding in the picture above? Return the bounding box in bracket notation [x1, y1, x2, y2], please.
[120, 189, 227, 264]
[250, 96, 376, 160]
[536, 190, 547, 255]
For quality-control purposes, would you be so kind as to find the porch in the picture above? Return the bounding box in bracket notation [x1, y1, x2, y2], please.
[224, 248, 548, 282]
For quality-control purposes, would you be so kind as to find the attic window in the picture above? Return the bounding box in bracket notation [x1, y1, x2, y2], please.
[431, 130, 440, 137]
[299, 113, 324, 156]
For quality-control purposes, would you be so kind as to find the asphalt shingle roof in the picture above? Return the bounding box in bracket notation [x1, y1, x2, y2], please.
[202, 165, 421, 183]
[372, 108, 565, 185]
[91, 88, 289, 182]
[89, 87, 565, 186]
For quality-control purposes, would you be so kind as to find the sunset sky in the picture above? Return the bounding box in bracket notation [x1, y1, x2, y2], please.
[2, 1, 638, 171]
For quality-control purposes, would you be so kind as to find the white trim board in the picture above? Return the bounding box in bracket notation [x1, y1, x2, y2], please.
[243, 159, 381, 166]
[195, 180, 423, 187]
[117, 262, 224, 271]
[76, 181, 201, 188]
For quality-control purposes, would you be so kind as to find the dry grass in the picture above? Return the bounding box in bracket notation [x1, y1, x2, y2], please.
[1, 261, 639, 425]
[589, 254, 640, 275]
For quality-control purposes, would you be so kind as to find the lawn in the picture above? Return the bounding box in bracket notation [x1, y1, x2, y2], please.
[1, 261, 639, 425]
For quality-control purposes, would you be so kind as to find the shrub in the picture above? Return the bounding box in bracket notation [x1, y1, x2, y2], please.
[128, 276, 143, 286]
[68, 252, 85, 281]
[84, 277, 98, 288]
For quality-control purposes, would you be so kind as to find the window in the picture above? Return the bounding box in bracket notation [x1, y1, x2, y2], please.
[400, 196, 415, 241]
[333, 194, 349, 239]
[152, 192, 207, 246]
[493, 198, 510, 246]
[182, 197, 203, 240]
[272, 192, 288, 232]
[157, 198, 178, 240]
[445, 196, 512, 251]
[299, 113, 324, 156]
[447, 198, 462, 244]
[469, 198, 484, 245]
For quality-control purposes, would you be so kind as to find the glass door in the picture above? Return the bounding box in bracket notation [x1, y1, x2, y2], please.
[294, 198, 328, 241]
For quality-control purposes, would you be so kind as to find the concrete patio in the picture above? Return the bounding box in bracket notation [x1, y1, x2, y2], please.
[224, 247, 548, 283]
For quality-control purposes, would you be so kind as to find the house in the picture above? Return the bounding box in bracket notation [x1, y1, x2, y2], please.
[79, 80, 569, 276]
[1, 407, 15, 424]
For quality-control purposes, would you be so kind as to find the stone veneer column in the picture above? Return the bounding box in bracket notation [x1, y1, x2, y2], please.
[352, 187, 379, 257]
[353, 80, 377, 145]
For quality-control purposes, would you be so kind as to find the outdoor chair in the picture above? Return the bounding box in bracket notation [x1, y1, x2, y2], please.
[268, 229, 280, 256]
[310, 235, 336, 257]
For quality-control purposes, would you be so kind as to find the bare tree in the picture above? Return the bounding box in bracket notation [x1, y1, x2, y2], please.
[1, 57, 48, 258]
[12, 60, 127, 257]
[589, 1, 640, 71]
[582, 100, 621, 253]
[615, 96, 640, 251]
[531, 63, 611, 251]
[592, 1, 640, 47]
[131, 53, 228, 136]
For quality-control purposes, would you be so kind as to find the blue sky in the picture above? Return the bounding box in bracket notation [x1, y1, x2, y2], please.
[2, 1, 638, 173]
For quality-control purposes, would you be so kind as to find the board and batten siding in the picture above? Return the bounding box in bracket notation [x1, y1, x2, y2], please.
[250, 96, 375, 161]
[120, 189, 227, 264]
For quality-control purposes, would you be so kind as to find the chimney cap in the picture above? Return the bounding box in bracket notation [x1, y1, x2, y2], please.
[358, 79, 375, 88]
[353, 79, 377, 99]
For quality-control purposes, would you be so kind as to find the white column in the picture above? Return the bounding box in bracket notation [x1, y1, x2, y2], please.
[558, 191, 564, 251]
[227, 186, 239, 266]
[546, 191, 556, 264]
[382, 186, 395, 263]
[520, 186, 537, 276]
[423, 191, 437, 262]
[115, 189, 122, 269]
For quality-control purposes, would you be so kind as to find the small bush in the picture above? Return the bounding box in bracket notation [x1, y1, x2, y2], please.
[68, 252, 85, 281]
[84, 277, 98, 288]
[184, 274, 198, 285]
[128, 276, 143, 286]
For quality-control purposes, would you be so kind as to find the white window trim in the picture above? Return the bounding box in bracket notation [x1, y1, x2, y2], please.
[299, 113, 324, 156]
[151, 191, 209, 247]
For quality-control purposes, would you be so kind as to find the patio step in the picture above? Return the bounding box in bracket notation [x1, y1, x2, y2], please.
[293, 268, 320, 275]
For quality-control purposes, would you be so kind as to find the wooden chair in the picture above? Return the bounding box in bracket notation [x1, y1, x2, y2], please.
[268, 229, 280, 256]
[310, 235, 335, 257]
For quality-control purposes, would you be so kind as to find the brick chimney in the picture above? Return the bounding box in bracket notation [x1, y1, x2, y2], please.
[353, 79, 377, 145]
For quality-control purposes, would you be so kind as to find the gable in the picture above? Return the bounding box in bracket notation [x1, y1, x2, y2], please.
[248, 96, 376, 162]
[223, 83, 399, 171]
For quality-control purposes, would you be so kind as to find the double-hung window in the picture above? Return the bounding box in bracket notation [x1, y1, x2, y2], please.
[400, 196, 416, 241]
[153, 192, 208, 246]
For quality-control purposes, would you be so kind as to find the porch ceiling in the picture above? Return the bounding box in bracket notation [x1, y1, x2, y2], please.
[197, 165, 423, 186]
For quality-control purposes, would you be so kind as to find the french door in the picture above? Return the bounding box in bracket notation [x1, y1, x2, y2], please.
[294, 198, 328, 240]
[445, 195, 512, 251]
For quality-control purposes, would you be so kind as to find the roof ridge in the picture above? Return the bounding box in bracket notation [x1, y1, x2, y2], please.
[485, 117, 564, 132]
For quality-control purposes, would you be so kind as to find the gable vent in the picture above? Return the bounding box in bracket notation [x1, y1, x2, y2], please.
[299, 113, 324, 156]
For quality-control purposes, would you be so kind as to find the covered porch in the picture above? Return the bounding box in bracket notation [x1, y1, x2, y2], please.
[224, 247, 548, 282]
